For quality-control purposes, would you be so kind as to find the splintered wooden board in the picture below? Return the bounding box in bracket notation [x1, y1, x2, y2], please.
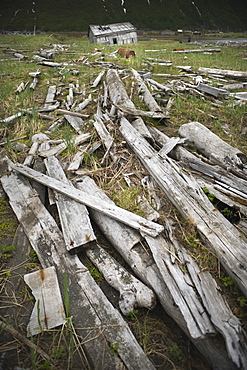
[24, 266, 65, 336]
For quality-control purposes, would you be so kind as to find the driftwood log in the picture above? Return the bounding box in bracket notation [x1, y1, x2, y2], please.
[198, 67, 247, 81]
[119, 117, 247, 299]
[178, 121, 246, 167]
[106, 69, 167, 119]
[74, 175, 242, 370]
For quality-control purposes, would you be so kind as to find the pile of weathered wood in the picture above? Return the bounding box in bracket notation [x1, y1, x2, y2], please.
[1, 46, 247, 369]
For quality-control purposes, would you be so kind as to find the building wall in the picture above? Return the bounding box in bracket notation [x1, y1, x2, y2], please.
[88, 29, 137, 45]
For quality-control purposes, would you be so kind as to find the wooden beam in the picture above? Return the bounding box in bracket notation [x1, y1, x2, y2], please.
[8, 160, 164, 237]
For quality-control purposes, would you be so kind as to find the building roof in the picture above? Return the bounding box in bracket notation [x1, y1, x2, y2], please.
[89, 22, 136, 36]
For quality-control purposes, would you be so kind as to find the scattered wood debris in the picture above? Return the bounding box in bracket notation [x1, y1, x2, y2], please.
[1, 42, 247, 370]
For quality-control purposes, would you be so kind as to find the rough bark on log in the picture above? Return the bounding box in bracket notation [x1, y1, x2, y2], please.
[120, 117, 247, 298]
[1, 171, 156, 370]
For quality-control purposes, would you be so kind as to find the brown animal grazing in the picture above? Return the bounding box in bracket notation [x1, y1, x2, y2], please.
[117, 48, 136, 59]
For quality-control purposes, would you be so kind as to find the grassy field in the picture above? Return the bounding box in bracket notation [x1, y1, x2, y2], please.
[0, 33, 247, 369]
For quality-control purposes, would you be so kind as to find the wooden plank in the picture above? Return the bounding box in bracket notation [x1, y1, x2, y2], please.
[44, 155, 96, 251]
[64, 114, 84, 134]
[39, 133, 91, 158]
[8, 160, 164, 237]
[24, 266, 66, 336]
[91, 70, 105, 88]
[23, 133, 49, 167]
[131, 68, 168, 116]
[1, 171, 155, 369]
[196, 83, 229, 98]
[146, 218, 247, 368]
[145, 232, 216, 339]
[120, 117, 247, 298]
[75, 175, 239, 370]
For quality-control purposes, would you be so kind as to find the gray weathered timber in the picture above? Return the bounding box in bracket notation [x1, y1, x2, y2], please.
[146, 218, 247, 369]
[106, 69, 166, 119]
[23, 133, 49, 167]
[44, 155, 96, 251]
[24, 266, 66, 336]
[131, 68, 167, 116]
[85, 243, 156, 315]
[67, 150, 86, 171]
[120, 117, 247, 298]
[178, 121, 246, 167]
[149, 125, 247, 218]
[93, 113, 117, 161]
[1, 171, 156, 370]
[91, 70, 105, 88]
[193, 269, 247, 369]
[39, 133, 91, 158]
[145, 233, 216, 340]
[15, 81, 28, 94]
[198, 67, 247, 80]
[64, 114, 84, 134]
[196, 83, 229, 98]
[222, 82, 247, 91]
[8, 160, 163, 237]
[172, 48, 221, 53]
[74, 94, 92, 111]
[43, 85, 57, 109]
[56, 109, 89, 118]
[75, 175, 239, 370]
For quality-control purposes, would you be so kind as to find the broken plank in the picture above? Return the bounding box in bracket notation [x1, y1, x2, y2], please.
[8, 160, 164, 237]
[39, 133, 91, 158]
[196, 83, 229, 98]
[24, 266, 66, 336]
[1, 171, 155, 370]
[44, 155, 96, 251]
[106, 69, 167, 119]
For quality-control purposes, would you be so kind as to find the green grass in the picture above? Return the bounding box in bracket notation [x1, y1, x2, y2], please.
[1, 33, 247, 370]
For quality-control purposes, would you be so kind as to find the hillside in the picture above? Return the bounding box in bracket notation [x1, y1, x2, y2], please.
[0, 0, 247, 33]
